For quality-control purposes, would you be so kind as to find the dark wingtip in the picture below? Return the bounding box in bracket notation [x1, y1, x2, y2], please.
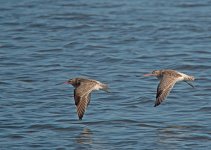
[154, 102, 160, 107]
[78, 114, 83, 120]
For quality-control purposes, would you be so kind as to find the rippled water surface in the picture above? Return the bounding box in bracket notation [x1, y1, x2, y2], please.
[1, 0, 211, 149]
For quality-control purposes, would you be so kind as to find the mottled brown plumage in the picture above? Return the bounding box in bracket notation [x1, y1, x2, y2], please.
[144, 69, 195, 107]
[66, 77, 108, 120]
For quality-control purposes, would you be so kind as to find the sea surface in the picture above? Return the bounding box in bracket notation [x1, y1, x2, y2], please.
[1, 0, 211, 149]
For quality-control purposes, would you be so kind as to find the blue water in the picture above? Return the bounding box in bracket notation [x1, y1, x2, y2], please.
[1, 0, 211, 149]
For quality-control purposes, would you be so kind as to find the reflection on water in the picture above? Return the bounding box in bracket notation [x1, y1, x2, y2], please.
[155, 125, 189, 149]
[155, 124, 211, 149]
[75, 128, 93, 145]
[157, 125, 186, 140]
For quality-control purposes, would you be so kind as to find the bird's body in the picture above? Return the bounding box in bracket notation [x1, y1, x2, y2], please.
[144, 69, 195, 107]
[65, 77, 108, 120]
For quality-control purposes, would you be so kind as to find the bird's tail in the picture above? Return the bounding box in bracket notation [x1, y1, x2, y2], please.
[185, 75, 195, 81]
[100, 83, 109, 92]
[184, 75, 195, 88]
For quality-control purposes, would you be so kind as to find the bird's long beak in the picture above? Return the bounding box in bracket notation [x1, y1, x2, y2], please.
[143, 74, 155, 76]
[55, 81, 68, 85]
[64, 81, 69, 84]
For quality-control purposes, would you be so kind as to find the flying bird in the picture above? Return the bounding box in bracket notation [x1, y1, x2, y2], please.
[144, 69, 195, 107]
[65, 77, 108, 120]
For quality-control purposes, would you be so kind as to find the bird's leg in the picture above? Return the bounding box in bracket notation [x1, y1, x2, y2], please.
[184, 81, 195, 88]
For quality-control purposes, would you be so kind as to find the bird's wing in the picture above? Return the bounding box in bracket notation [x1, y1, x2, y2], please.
[75, 92, 91, 120]
[154, 75, 177, 107]
[74, 81, 96, 120]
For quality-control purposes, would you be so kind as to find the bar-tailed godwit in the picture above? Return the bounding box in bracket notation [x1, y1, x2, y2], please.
[65, 77, 108, 120]
[144, 69, 195, 107]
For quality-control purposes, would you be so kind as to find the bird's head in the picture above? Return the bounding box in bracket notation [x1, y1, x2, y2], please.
[65, 78, 80, 87]
[144, 70, 162, 77]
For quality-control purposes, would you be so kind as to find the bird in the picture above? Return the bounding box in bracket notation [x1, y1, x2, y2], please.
[144, 69, 195, 107]
[65, 77, 108, 120]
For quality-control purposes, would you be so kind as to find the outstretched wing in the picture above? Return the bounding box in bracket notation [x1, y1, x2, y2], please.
[154, 75, 177, 107]
[74, 92, 91, 120]
[74, 81, 96, 120]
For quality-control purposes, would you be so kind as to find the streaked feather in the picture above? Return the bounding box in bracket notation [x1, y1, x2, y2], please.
[70, 77, 108, 120]
[154, 75, 177, 107]
[76, 93, 91, 120]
